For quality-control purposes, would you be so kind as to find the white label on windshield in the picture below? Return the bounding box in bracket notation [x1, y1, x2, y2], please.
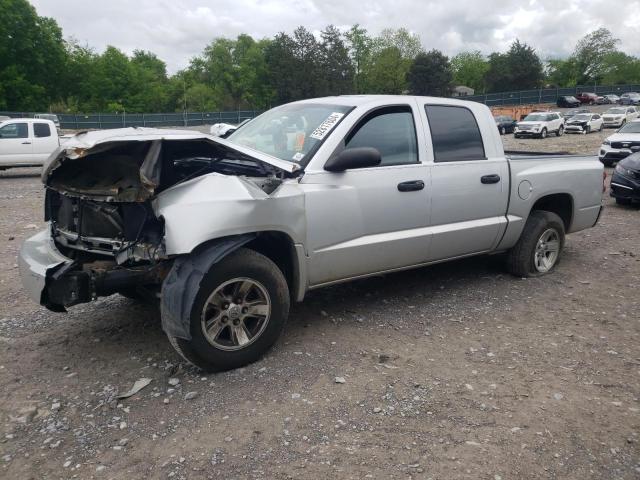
[310, 112, 344, 140]
[292, 152, 304, 162]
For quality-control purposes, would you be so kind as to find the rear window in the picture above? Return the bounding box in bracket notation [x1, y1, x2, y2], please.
[425, 105, 486, 162]
[34, 123, 51, 138]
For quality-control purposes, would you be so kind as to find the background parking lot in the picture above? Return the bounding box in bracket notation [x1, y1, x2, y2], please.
[0, 131, 639, 479]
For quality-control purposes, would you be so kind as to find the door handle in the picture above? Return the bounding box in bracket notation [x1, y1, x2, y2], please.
[397, 180, 425, 192]
[22, 141, 31, 144]
[481, 174, 501, 184]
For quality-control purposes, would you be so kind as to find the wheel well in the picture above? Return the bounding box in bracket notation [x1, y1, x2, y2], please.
[244, 232, 298, 299]
[531, 193, 573, 231]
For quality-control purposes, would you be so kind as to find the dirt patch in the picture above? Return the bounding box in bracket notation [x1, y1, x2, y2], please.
[0, 137, 639, 478]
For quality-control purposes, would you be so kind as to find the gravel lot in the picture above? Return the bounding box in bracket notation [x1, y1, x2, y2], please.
[1, 126, 639, 479]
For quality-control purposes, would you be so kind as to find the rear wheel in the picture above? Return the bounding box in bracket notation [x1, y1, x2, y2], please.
[506, 211, 565, 277]
[168, 248, 290, 372]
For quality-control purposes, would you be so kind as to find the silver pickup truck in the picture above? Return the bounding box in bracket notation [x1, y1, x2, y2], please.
[19, 95, 605, 372]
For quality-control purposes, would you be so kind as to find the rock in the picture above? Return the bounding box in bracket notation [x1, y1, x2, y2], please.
[96, 465, 106, 472]
[291, 393, 301, 399]
[168, 378, 180, 386]
[10, 405, 38, 424]
[465, 384, 474, 391]
[334, 376, 346, 384]
[184, 391, 198, 400]
[224, 436, 232, 442]
[118, 438, 129, 446]
[2, 454, 11, 463]
[63, 460, 72, 468]
[553, 393, 564, 401]
[51, 402, 61, 412]
[465, 441, 481, 446]
[373, 407, 382, 413]
[119, 421, 127, 430]
[163, 398, 170, 404]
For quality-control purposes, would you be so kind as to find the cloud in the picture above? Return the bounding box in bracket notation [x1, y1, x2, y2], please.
[29, 0, 640, 73]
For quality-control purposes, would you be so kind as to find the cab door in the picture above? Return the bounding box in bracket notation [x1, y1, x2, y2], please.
[31, 122, 56, 162]
[421, 104, 509, 261]
[0, 122, 32, 165]
[302, 103, 432, 286]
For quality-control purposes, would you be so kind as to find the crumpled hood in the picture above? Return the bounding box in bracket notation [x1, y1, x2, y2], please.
[42, 127, 299, 182]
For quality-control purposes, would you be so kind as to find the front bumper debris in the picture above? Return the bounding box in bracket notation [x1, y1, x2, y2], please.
[19, 227, 167, 312]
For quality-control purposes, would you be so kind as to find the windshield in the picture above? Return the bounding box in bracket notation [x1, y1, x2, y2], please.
[607, 108, 626, 114]
[572, 114, 591, 121]
[495, 116, 511, 122]
[227, 103, 352, 164]
[523, 114, 548, 121]
[618, 122, 640, 134]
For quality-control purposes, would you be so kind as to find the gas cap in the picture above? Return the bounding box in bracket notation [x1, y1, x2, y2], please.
[518, 180, 533, 200]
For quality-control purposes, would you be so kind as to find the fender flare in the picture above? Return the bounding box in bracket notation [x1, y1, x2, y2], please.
[160, 233, 256, 340]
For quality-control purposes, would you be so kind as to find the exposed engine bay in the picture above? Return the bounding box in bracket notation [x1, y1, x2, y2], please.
[40, 130, 294, 309]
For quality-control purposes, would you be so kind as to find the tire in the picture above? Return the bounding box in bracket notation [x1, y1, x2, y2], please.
[556, 125, 564, 137]
[615, 198, 632, 206]
[506, 211, 565, 278]
[602, 159, 613, 167]
[599, 123, 603, 132]
[168, 248, 290, 372]
[540, 128, 547, 139]
[621, 119, 626, 127]
[514, 134, 520, 139]
[589, 100, 595, 105]
[500, 126, 506, 135]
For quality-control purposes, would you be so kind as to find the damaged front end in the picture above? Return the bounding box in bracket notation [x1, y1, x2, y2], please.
[22, 127, 298, 311]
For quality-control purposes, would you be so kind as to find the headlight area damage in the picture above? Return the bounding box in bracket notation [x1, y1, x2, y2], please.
[37, 127, 300, 312]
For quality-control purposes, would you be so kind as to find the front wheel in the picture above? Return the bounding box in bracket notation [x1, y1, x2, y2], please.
[506, 211, 565, 277]
[556, 126, 564, 137]
[500, 126, 506, 135]
[539, 128, 548, 139]
[168, 248, 290, 372]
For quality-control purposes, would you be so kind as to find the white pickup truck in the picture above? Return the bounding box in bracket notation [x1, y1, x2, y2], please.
[19, 95, 605, 372]
[0, 118, 61, 169]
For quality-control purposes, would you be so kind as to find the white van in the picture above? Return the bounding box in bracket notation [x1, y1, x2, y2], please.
[0, 118, 61, 169]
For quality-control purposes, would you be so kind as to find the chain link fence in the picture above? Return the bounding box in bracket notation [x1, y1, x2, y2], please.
[0, 110, 262, 130]
[3, 84, 640, 128]
[463, 84, 640, 107]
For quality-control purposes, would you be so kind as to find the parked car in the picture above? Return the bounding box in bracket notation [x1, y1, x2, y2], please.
[514, 111, 564, 138]
[210, 119, 251, 138]
[564, 113, 604, 134]
[620, 93, 640, 105]
[599, 119, 640, 167]
[597, 94, 620, 105]
[494, 115, 517, 135]
[609, 152, 640, 204]
[19, 96, 604, 372]
[0, 118, 61, 169]
[562, 108, 590, 122]
[34, 113, 60, 129]
[576, 92, 599, 105]
[557, 96, 581, 108]
[602, 106, 638, 128]
[0, 115, 10, 122]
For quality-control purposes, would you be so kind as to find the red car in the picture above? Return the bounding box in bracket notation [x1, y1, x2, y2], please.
[576, 92, 599, 105]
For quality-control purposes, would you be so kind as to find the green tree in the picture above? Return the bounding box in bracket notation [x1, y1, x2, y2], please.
[0, 0, 67, 110]
[345, 24, 372, 93]
[264, 32, 299, 104]
[484, 40, 543, 92]
[546, 57, 579, 87]
[319, 25, 354, 96]
[573, 28, 619, 84]
[408, 50, 452, 96]
[451, 51, 488, 93]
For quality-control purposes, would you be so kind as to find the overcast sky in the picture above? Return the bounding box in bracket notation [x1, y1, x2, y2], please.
[29, 0, 640, 74]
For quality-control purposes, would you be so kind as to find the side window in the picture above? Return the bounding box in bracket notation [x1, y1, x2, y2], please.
[0, 123, 28, 139]
[425, 105, 486, 162]
[593, 114, 600, 120]
[345, 107, 418, 166]
[34, 123, 51, 138]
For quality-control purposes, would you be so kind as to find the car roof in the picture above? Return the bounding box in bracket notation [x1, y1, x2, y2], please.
[290, 94, 485, 108]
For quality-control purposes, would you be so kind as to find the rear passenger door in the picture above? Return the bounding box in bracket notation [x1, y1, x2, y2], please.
[32, 122, 55, 161]
[422, 104, 509, 261]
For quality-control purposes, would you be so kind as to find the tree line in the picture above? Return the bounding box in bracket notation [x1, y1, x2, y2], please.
[2, 0, 640, 113]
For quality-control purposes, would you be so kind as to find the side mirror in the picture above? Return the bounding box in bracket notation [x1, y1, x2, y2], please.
[324, 147, 381, 172]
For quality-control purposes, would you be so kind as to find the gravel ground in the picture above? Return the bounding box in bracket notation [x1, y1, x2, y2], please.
[1, 126, 639, 480]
